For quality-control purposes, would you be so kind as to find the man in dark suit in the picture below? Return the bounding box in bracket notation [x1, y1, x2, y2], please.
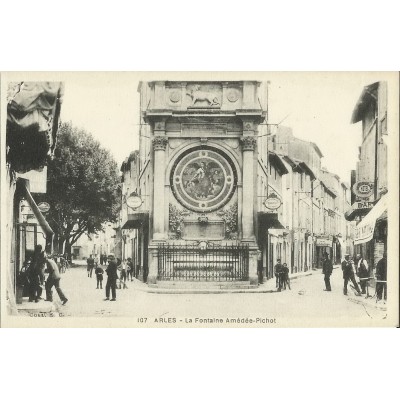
[105, 254, 118, 301]
[28, 245, 46, 302]
[322, 252, 333, 291]
[274, 259, 283, 290]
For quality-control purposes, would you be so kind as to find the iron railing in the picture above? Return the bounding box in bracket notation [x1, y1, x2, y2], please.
[157, 243, 249, 281]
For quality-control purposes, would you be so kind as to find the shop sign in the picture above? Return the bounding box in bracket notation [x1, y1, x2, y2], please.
[355, 223, 374, 242]
[352, 181, 374, 199]
[126, 193, 143, 210]
[316, 235, 333, 247]
[264, 195, 282, 210]
[356, 201, 374, 210]
[38, 202, 50, 213]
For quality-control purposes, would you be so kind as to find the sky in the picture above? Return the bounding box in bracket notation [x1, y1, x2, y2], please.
[60, 72, 394, 183]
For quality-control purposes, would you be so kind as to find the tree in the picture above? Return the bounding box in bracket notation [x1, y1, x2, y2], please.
[35, 122, 121, 255]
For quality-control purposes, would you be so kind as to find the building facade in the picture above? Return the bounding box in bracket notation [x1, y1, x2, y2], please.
[346, 81, 388, 271]
[119, 83, 356, 287]
[269, 126, 354, 272]
[120, 80, 270, 285]
[5, 82, 64, 311]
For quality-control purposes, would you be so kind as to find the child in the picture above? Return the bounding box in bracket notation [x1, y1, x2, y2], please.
[95, 264, 104, 289]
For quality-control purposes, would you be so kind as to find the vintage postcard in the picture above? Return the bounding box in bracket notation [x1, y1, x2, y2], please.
[1, 71, 398, 328]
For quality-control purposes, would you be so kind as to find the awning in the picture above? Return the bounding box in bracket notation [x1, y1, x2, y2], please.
[351, 82, 379, 124]
[299, 161, 316, 181]
[268, 152, 289, 175]
[121, 212, 149, 229]
[21, 180, 54, 236]
[345, 203, 371, 221]
[354, 194, 387, 245]
[258, 212, 285, 230]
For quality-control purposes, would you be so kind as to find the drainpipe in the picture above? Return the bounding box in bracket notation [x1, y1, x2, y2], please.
[373, 117, 378, 199]
[374, 90, 379, 200]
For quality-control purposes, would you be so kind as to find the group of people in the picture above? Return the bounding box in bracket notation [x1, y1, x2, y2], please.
[274, 259, 291, 291]
[90, 255, 135, 301]
[21, 245, 68, 305]
[322, 251, 387, 301]
[273, 251, 387, 302]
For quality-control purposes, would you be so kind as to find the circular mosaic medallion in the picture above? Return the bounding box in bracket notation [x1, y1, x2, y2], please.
[169, 90, 181, 103]
[171, 147, 237, 212]
[227, 89, 239, 102]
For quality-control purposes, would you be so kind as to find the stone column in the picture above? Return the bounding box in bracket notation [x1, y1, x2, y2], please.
[241, 136, 257, 241]
[152, 136, 168, 240]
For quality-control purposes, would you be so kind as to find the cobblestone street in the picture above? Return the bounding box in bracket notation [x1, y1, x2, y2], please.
[24, 262, 386, 327]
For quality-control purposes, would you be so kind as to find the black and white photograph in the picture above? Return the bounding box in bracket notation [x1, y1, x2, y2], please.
[1, 72, 398, 327]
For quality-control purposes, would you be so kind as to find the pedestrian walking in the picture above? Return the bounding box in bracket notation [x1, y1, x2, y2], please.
[95, 264, 104, 289]
[44, 254, 68, 305]
[63, 253, 70, 269]
[341, 254, 361, 296]
[322, 252, 333, 291]
[356, 254, 370, 295]
[375, 253, 387, 301]
[282, 263, 291, 290]
[94, 254, 99, 269]
[274, 259, 283, 289]
[104, 255, 118, 301]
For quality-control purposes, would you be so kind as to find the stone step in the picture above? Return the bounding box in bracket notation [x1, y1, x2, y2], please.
[150, 280, 255, 290]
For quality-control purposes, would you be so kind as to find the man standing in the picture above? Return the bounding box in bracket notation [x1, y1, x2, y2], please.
[45, 254, 68, 305]
[375, 253, 387, 301]
[341, 254, 361, 296]
[322, 252, 333, 291]
[28, 245, 46, 302]
[274, 258, 283, 290]
[87, 255, 95, 277]
[274, 258, 282, 289]
[105, 254, 118, 301]
[282, 263, 291, 290]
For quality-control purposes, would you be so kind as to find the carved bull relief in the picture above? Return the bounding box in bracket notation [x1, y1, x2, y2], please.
[186, 84, 221, 107]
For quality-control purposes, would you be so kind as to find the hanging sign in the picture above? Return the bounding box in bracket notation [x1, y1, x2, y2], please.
[316, 235, 333, 247]
[126, 193, 143, 210]
[352, 182, 374, 199]
[264, 194, 282, 210]
[38, 202, 50, 213]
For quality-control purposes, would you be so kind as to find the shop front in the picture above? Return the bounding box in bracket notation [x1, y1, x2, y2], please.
[13, 178, 54, 302]
[354, 194, 387, 272]
[121, 212, 149, 282]
[257, 212, 286, 280]
[315, 234, 333, 268]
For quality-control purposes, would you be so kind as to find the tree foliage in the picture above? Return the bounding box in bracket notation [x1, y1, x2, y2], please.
[35, 122, 121, 253]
